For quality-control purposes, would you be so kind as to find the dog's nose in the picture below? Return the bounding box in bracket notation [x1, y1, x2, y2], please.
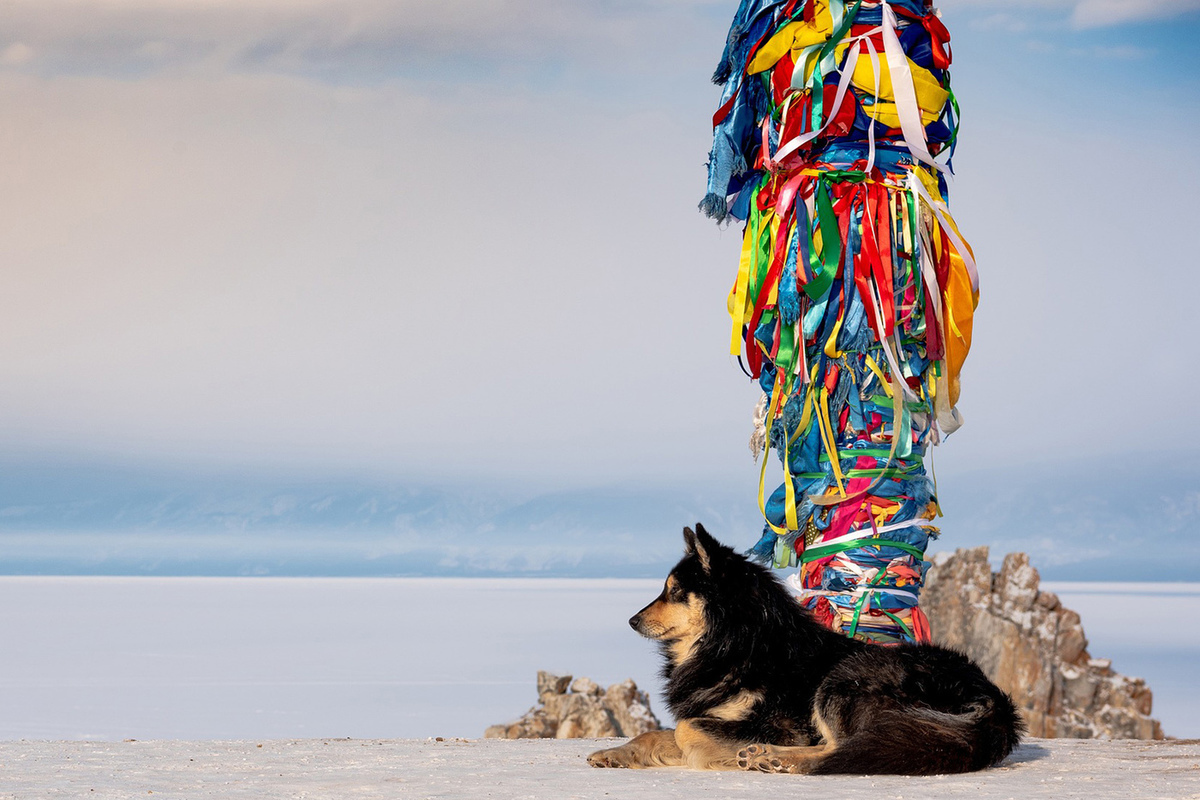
[629, 614, 641, 630]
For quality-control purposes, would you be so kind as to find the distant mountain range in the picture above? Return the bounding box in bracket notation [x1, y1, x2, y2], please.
[0, 455, 1195, 581]
[939, 457, 1200, 581]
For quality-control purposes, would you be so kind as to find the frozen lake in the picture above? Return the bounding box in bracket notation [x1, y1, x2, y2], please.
[0, 577, 1196, 741]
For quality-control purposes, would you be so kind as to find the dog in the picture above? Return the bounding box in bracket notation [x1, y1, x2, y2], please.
[587, 524, 1023, 775]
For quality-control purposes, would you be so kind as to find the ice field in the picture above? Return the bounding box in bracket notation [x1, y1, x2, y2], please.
[0, 577, 1195, 742]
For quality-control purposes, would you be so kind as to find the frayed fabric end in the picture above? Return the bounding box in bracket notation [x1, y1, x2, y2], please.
[698, 193, 728, 223]
[745, 529, 777, 564]
[712, 22, 747, 85]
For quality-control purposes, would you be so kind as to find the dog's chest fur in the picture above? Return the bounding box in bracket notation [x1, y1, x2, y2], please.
[662, 642, 833, 745]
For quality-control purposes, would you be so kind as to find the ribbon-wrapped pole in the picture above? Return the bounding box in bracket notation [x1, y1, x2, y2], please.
[704, 0, 977, 645]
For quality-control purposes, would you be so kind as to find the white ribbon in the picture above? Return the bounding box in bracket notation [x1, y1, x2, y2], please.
[880, 0, 939, 171]
[864, 37, 881, 174]
[917, 226, 944, 327]
[909, 171, 980, 293]
[778, 38, 860, 164]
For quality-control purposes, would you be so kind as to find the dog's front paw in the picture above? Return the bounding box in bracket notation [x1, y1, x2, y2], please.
[588, 747, 633, 768]
[736, 744, 794, 774]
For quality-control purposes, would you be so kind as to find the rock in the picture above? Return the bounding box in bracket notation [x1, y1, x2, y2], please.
[485, 674, 662, 740]
[482, 710, 557, 740]
[542, 691, 619, 738]
[537, 671, 572, 700]
[923, 547, 1163, 740]
[602, 679, 660, 738]
[570, 677, 602, 697]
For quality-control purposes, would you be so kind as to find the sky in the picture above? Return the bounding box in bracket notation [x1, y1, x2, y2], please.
[0, 0, 1196, 495]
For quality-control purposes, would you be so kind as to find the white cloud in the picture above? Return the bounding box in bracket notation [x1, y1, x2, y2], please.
[1075, 43, 1155, 58]
[947, 0, 1200, 27]
[0, 42, 34, 65]
[0, 0, 724, 81]
[0, 0, 1188, 81]
[969, 13, 1030, 32]
[1072, 0, 1200, 26]
[1024, 39, 1155, 58]
[0, 0, 1192, 80]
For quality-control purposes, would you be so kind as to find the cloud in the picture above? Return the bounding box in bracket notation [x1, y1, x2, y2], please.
[969, 13, 1030, 32]
[1071, 0, 1200, 26]
[1075, 43, 1155, 58]
[1023, 39, 1155, 58]
[1, 0, 1187, 82]
[950, 0, 1200, 27]
[0, 0, 726, 82]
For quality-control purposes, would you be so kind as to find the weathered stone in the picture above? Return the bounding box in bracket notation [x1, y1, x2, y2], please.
[924, 548, 1163, 741]
[482, 710, 558, 740]
[1061, 665, 1098, 713]
[556, 705, 618, 739]
[1057, 610, 1089, 665]
[996, 553, 1040, 614]
[536, 690, 620, 738]
[603, 679, 660, 738]
[570, 677, 602, 697]
[537, 671, 572, 700]
[1035, 591, 1061, 611]
[486, 673, 662, 740]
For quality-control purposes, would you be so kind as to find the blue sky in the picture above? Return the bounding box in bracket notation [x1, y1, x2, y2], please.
[0, 0, 1195, 496]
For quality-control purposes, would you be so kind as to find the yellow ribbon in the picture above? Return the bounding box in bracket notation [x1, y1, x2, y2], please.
[833, 44, 948, 128]
[747, 2, 835, 75]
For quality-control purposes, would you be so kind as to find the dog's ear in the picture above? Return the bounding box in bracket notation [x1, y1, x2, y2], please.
[683, 525, 712, 574]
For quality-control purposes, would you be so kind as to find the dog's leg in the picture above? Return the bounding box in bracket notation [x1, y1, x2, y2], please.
[735, 743, 830, 774]
[587, 729, 684, 769]
[673, 719, 748, 771]
[736, 702, 839, 773]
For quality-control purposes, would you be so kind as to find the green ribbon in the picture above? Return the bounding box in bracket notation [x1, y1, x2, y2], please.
[944, 83, 961, 153]
[847, 565, 887, 639]
[776, 312, 797, 375]
[796, 463, 921, 480]
[808, 0, 863, 133]
[801, 537, 926, 564]
[804, 181, 841, 300]
[803, 171, 871, 302]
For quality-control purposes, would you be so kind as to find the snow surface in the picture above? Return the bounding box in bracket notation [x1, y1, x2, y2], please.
[1, 738, 1198, 800]
[0, 577, 1196, 743]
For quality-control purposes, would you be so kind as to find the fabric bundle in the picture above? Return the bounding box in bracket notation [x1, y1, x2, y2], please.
[703, 0, 978, 644]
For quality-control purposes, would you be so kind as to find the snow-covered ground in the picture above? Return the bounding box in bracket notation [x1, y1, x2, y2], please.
[2, 738, 1198, 800]
[0, 578, 1196, 742]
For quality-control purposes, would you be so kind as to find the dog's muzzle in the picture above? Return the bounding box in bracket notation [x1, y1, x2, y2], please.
[629, 614, 642, 631]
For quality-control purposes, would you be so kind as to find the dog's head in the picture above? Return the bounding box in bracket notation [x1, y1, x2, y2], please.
[629, 523, 734, 664]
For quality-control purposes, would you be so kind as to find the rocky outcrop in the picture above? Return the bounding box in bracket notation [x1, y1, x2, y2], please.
[484, 672, 661, 740]
[923, 547, 1162, 740]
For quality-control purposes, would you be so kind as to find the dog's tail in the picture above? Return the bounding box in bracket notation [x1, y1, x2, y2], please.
[810, 693, 1025, 776]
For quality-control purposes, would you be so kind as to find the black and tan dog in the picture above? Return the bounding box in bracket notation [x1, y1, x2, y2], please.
[588, 524, 1022, 775]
